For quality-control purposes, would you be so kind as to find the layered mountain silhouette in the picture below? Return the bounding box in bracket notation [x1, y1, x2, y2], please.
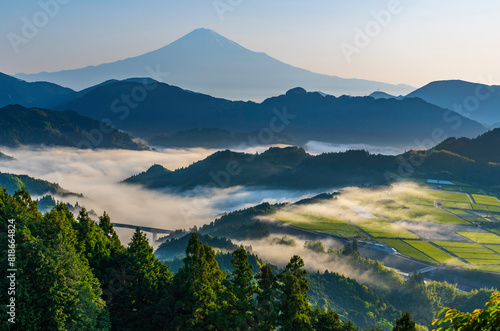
[15, 28, 414, 101]
[124, 141, 500, 192]
[0, 105, 149, 150]
[405, 80, 500, 127]
[55, 79, 486, 147]
[123, 147, 399, 191]
[0, 72, 75, 108]
[369, 91, 403, 100]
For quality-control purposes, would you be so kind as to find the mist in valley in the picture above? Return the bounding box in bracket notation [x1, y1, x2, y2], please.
[0, 145, 336, 245]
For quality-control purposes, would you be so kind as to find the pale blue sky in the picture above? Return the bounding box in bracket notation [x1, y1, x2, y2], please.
[1, 0, 500, 88]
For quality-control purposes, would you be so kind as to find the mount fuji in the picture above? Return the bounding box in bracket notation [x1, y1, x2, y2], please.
[15, 28, 413, 101]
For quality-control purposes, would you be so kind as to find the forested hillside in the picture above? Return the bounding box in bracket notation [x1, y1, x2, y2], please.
[1, 188, 497, 330]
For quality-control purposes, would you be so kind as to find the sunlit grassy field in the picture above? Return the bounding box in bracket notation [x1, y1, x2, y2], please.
[457, 232, 500, 244]
[271, 184, 500, 271]
[378, 239, 437, 264]
[405, 204, 469, 225]
[404, 240, 465, 266]
[472, 194, 500, 206]
[349, 219, 418, 239]
[275, 212, 363, 238]
[434, 241, 500, 265]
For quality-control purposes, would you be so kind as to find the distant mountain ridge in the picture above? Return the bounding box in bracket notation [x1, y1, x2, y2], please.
[55, 79, 486, 148]
[0, 105, 149, 150]
[15, 28, 414, 101]
[0, 72, 75, 108]
[0, 72, 487, 148]
[406, 80, 500, 127]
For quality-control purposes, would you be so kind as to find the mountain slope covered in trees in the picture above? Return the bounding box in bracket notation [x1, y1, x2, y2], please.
[1, 188, 497, 329]
[0, 105, 149, 150]
[433, 128, 500, 163]
[125, 144, 500, 192]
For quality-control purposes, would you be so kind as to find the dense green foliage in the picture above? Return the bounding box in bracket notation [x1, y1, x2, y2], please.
[432, 291, 500, 330]
[155, 232, 239, 260]
[1, 188, 498, 330]
[199, 202, 275, 239]
[0, 172, 78, 197]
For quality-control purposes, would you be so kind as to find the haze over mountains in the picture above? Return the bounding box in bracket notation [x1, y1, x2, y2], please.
[0, 72, 75, 108]
[371, 80, 500, 128]
[0, 70, 487, 149]
[14, 28, 414, 101]
[56, 80, 485, 147]
[406, 80, 500, 127]
[125, 128, 500, 193]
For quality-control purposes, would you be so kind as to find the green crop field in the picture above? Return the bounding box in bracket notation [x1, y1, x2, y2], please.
[350, 219, 418, 239]
[446, 209, 469, 215]
[405, 204, 469, 224]
[404, 240, 465, 266]
[472, 204, 490, 211]
[275, 212, 363, 238]
[457, 232, 500, 244]
[420, 191, 471, 203]
[441, 201, 458, 208]
[456, 202, 473, 209]
[403, 197, 435, 206]
[379, 239, 436, 264]
[472, 194, 500, 206]
[316, 229, 362, 239]
[367, 202, 422, 222]
[488, 206, 500, 213]
[435, 240, 500, 265]
[486, 245, 500, 253]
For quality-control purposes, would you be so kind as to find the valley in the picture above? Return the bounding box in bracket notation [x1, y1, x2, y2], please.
[2, 5, 500, 328]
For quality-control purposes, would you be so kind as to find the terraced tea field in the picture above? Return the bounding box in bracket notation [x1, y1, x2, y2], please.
[378, 239, 436, 264]
[349, 218, 418, 239]
[275, 212, 363, 238]
[472, 194, 500, 206]
[272, 185, 500, 271]
[433, 241, 500, 265]
[457, 232, 500, 244]
[405, 204, 469, 225]
[404, 240, 465, 266]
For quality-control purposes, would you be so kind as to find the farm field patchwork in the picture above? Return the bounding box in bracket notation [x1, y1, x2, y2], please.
[366, 202, 422, 222]
[405, 204, 469, 225]
[457, 232, 500, 244]
[403, 240, 465, 266]
[472, 194, 500, 206]
[486, 245, 500, 253]
[446, 209, 469, 215]
[378, 239, 436, 264]
[349, 218, 418, 239]
[274, 212, 363, 238]
[418, 191, 471, 203]
[433, 241, 500, 265]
